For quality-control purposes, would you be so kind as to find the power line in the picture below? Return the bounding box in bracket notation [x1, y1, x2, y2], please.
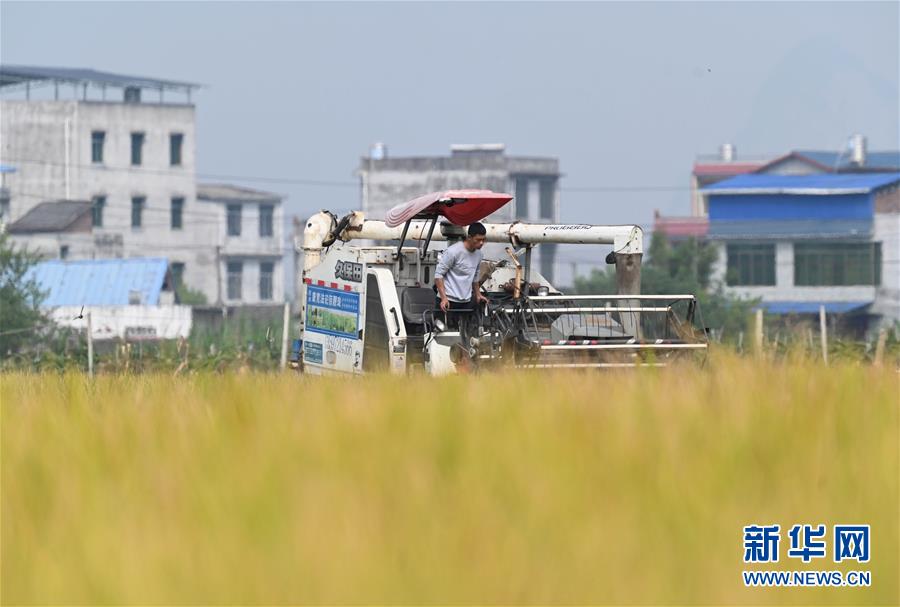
[5, 157, 693, 193]
[7, 157, 360, 188]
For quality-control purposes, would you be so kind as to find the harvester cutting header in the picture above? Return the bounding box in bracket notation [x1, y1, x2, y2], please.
[297, 190, 707, 375]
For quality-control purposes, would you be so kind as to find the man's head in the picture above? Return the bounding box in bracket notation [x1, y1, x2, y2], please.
[465, 222, 487, 251]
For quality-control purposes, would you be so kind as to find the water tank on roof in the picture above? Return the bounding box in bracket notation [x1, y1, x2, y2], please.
[369, 142, 387, 160]
[720, 143, 735, 162]
[850, 134, 867, 166]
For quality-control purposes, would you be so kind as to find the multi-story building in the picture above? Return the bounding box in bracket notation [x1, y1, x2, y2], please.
[197, 184, 285, 305]
[357, 143, 562, 282]
[1, 65, 286, 306]
[704, 172, 900, 330]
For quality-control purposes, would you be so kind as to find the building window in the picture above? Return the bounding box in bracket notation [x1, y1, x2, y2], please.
[227, 204, 242, 236]
[91, 130, 105, 163]
[92, 196, 106, 227]
[131, 132, 145, 166]
[170, 133, 183, 166]
[171, 262, 185, 288]
[227, 261, 243, 300]
[259, 261, 274, 300]
[795, 242, 881, 286]
[726, 243, 775, 286]
[59, 245, 69, 260]
[124, 86, 141, 103]
[259, 204, 274, 237]
[131, 196, 145, 228]
[171, 197, 184, 230]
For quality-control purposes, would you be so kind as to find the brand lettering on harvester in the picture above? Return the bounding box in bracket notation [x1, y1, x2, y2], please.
[334, 260, 363, 282]
[544, 225, 592, 230]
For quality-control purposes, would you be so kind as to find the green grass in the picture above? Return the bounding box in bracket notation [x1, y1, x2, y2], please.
[2, 356, 898, 605]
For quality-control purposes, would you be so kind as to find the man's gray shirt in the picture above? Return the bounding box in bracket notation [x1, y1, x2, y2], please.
[434, 242, 483, 302]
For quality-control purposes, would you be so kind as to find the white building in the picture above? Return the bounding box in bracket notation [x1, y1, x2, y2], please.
[24, 257, 192, 340]
[0, 65, 279, 306]
[357, 143, 562, 282]
[197, 183, 285, 305]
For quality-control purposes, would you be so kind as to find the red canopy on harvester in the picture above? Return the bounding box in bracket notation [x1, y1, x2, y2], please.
[384, 190, 513, 228]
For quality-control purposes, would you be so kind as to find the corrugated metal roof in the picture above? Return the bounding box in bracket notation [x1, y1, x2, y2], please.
[756, 301, 872, 315]
[7, 200, 91, 233]
[197, 183, 283, 203]
[0, 65, 199, 90]
[25, 258, 170, 306]
[703, 173, 900, 195]
[708, 219, 872, 240]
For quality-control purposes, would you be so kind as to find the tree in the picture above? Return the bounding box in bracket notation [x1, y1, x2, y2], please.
[0, 233, 48, 353]
[176, 283, 208, 305]
[573, 233, 757, 339]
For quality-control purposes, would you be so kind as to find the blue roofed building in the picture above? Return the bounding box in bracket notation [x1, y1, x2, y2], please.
[26, 257, 176, 306]
[24, 257, 192, 339]
[702, 172, 900, 330]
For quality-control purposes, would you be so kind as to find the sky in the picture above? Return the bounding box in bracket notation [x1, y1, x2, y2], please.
[2, 1, 898, 234]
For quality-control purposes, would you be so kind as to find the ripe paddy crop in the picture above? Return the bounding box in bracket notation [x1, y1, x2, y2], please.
[2, 354, 897, 605]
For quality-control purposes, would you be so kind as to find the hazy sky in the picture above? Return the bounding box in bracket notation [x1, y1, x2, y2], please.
[2, 1, 898, 232]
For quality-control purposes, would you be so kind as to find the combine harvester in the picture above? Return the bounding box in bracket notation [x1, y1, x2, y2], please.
[297, 190, 708, 375]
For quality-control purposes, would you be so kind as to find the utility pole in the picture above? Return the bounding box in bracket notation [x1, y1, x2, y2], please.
[86, 312, 94, 378]
[280, 302, 290, 370]
[754, 309, 764, 356]
[215, 245, 222, 305]
[819, 305, 828, 365]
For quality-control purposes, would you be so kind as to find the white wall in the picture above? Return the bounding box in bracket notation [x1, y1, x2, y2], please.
[873, 213, 900, 322]
[49, 305, 192, 340]
[716, 240, 881, 304]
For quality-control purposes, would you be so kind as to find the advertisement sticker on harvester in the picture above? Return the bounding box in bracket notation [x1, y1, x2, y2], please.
[305, 285, 360, 339]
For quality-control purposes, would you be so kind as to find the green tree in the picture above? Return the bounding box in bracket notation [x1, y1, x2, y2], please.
[176, 283, 208, 305]
[0, 233, 48, 353]
[573, 233, 756, 339]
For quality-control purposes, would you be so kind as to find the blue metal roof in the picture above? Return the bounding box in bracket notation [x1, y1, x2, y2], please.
[756, 301, 872, 315]
[25, 258, 170, 306]
[0, 164, 16, 173]
[703, 173, 900, 194]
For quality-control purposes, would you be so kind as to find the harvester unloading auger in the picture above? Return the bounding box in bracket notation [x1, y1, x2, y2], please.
[297, 190, 708, 375]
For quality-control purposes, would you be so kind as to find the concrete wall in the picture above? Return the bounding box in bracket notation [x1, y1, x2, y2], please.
[363, 168, 513, 223]
[219, 256, 284, 305]
[48, 305, 192, 340]
[1, 100, 219, 303]
[713, 240, 885, 307]
[357, 152, 561, 282]
[873, 212, 900, 323]
[8, 231, 95, 259]
[196, 198, 285, 304]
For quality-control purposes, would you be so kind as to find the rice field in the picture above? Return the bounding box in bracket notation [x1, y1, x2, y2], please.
[2, 354, 898, 605]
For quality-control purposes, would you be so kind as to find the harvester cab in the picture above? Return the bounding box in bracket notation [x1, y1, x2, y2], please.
[297, 190, 708, 375]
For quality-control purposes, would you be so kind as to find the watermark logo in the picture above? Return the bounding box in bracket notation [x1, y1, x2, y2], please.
[834, 525, 870, 563]
[743, 524, 781, 563]
[742, 523, 871, 587]
[787, 524, 826, 562]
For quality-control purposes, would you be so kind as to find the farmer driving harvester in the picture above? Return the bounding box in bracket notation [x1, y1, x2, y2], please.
[434, 222, 489, 327]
